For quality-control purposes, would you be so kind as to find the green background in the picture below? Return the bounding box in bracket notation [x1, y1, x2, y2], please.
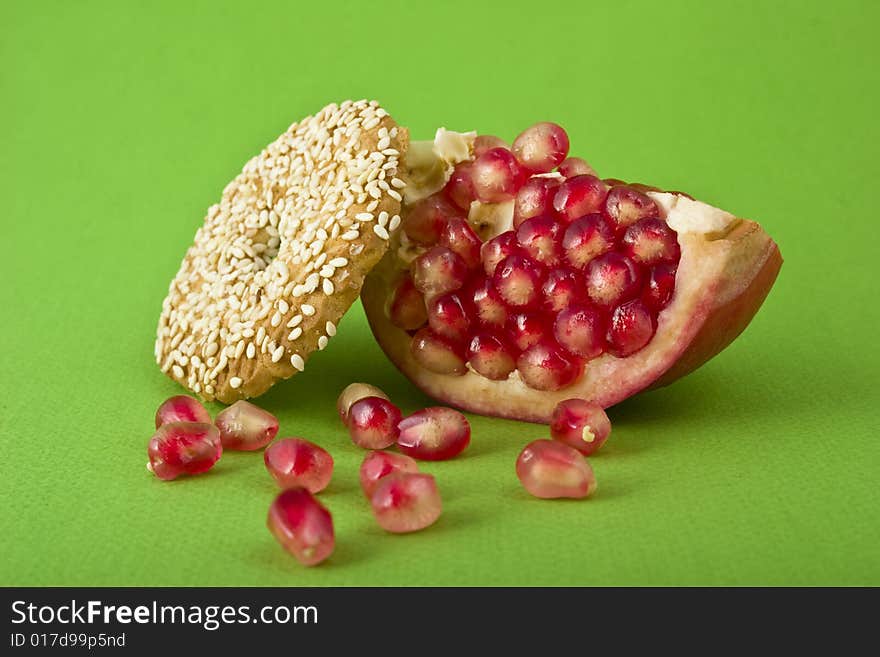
[2, 0, 877, 586]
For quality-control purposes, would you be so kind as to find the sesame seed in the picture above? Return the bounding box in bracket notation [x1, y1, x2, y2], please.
[329, 257, 348, 267]
[318, 335, 329, 350]
[270, 312, 282, 327]
[246, 343, 256, 358]
[341, 230, 359, 241]
[287, 314, 303, 328]
[288, 327, 303, 341]
[391, 177, 405, 189]
[271, 346, 285, 363]
[290, 354, 305, 371]
[387, 189, 402, 202]
[172, 365, 184, 378]
[320, 265, 335, 278]
[373, 224, 390, 240]
[378, 211, 389, 227]
[326, 321, 337, 336]
[356, 212, 373, 222]
[301, 304, 316, 316]
[323, 279, 334, 295]
[277, 299, 289, 314]
[229, 377, 243, 389]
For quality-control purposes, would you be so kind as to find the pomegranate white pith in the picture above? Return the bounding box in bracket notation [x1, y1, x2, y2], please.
[362, 128, 782, 423]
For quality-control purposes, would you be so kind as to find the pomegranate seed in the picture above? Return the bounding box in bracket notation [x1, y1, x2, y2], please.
[427, 293, 470, 342]
[155, 395, 211, 428]
[444, 162, 477, 211]
[467, 332, 516, 380]
[606, 299, 656, 357]
[553, 305, 606, 359]
[516, 440, 597, 499]
[480, 231, 523, 276]
[410, 328, 468, 375]
[512, 122, 570, 173]
[359, 450, 419, 498]
[493, 254, 544, 309]
[439, 217, 482, 269]
[513, 177, 561, 228]
[561, 213, 615, 270]
[550, 399, 611, 456]
[516, 215, 563, 266]
[264, 438, 334, 493]
[471, 147, 527, 203]
[558, 157, 596, 178]
[337, 382, 390, 424]
[397, 407, 471, 461]
[267, 488, 334, 566]
[585, 252, 642, 307]
[552, 175, 610, 223]
[642, 263, 677, 311]
[542, 267, 583, 313]
[467, 277, 509, 328]
[387, 274, 428, 331]
[473, 134, 509, 158]
[517, 342, 583, 391]
[412, 246, 468, 298]
[347, 396, 402, 449]
[603, 185, 659, 232]
[404, 193, 462, 244]
[370, 473, 442, 533]
[507, 311, 550, 352]
[621, 217, 681, 266]
[147, 422, 222, 481]
[215, 400, 279, 451]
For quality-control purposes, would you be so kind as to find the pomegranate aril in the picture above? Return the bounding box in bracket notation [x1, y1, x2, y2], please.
[439, 217, 482, 269]
[427, 293, 470, 342]
[512, 122, 570, 173]
[155, 395, 211, 428]
[604, 185, 659, 232]
[621, 217, 681, 266]
[513, 177, 561, 229]
[397, 407, 471, 461]
[552, 175, 610, 223]
[606, 299, 656, 357]
[554, 305, 606, 359]
[473, 134, 509, 158]
[550, 399, 611, 456]
[467, 277, 509, 328]
[371, 473, 442, 533]
[493, 254, 544, 309]
[562, 213, 615, 270]
[586, 252, 642, 307]
[507, 311, 550, 352]
[412, 246, 468, 298]
[214, 400, 279, 451]
[410, 328, 468, 375]
[481, 231, 522, 277]
[388, 274, 428, 331]
[148, 422, 222, 481]
[471, 147, 527, 203]
[517, 342, 583, 391]
[347, 396, 402, 449]
[267, 488, 334, 566]
[444, 162, 477, 211]
[516, 439, 597, 499]
[558, 157, 596, 178]
[516, 215, 563, 266]
[360, 450, 419, 498]
[467, 332, 516, 380]
[404, 193, 462, 245]
[337, 382, 390, 424]
[542, 267, 583, 313]
[264, 438, 334, 493]
[642, 263, 677, 311]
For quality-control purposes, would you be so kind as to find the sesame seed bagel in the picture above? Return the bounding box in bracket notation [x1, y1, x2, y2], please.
[156, 100, 408, 403]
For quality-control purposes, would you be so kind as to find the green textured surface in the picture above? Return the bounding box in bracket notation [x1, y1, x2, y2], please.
[2, 0, 878, 586]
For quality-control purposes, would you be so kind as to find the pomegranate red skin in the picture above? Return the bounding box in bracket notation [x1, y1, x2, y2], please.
[267, 488, 334, 566]
[516, 439, 597, 499]
[550, 399, 611, 456]
[148, 422, 222, 481]
[397, 407, 471, 461]
[155, 395, 211, 428]
[370, 473, 442, 533]
[359, 450, 419, 498]
[264, 438, 334, 493]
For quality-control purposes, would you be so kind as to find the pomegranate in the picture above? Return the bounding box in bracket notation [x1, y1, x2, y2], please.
[155, 395, 211, 428]
[359, 450, 419, 498]
[361, 122, 782, 422]
[397, 407, 471, 461]
[214, 400, 279, 451]
[264, 438, 334, 493]
[147, 422, 222, 481]
[516, 439, 597, 499]
[370, 473, 442, 533]
[549, 399, 611, 455]
[267, 488, 334, 566]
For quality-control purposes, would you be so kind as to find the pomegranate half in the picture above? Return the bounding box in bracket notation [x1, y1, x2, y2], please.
[361, 128, 782, 423]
